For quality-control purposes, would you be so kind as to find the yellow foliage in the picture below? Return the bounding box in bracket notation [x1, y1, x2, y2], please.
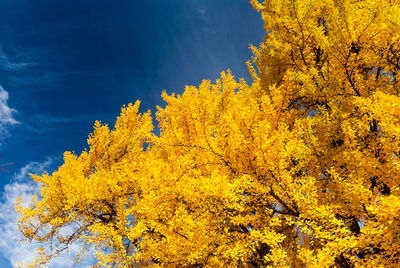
[17, 0, 400, 267]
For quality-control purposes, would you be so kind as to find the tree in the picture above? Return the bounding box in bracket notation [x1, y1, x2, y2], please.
[17, 0, 400, 267]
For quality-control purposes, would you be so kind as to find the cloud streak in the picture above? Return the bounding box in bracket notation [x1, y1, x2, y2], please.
[0, 45, 32, 72]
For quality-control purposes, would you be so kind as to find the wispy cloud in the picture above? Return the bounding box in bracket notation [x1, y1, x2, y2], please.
[0, 85, 18, 126]
[0, 43, 105, 135]
[11, 157, 54, 182]
[0, 45, 32, 72]
[188, 1, 210, 25]
[0, 158, 97, 267]
[0, 44, 68, 90]
[23, 113, 96, 135]
[0, 44, 20, 131]
[0, 43, 110, 90]
[196, 7, 209, 24]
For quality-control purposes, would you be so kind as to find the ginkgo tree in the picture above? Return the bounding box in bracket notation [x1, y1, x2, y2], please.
[17, 0, 400, 267]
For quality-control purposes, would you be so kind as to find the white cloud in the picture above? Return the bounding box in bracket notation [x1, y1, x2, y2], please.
[0, 85, 19, 126]
[0, 158, 97, 267]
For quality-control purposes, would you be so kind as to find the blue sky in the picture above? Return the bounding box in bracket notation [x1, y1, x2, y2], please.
[0, 1, 264, 266]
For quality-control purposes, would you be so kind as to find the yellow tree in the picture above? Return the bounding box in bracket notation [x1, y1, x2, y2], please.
[17, 0, 400, 267]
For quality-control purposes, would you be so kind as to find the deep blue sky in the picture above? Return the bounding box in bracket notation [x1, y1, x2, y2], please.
[0, 1, 264, 266]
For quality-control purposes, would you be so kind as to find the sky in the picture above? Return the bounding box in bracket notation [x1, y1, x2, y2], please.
[0, 0, 264, 267]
